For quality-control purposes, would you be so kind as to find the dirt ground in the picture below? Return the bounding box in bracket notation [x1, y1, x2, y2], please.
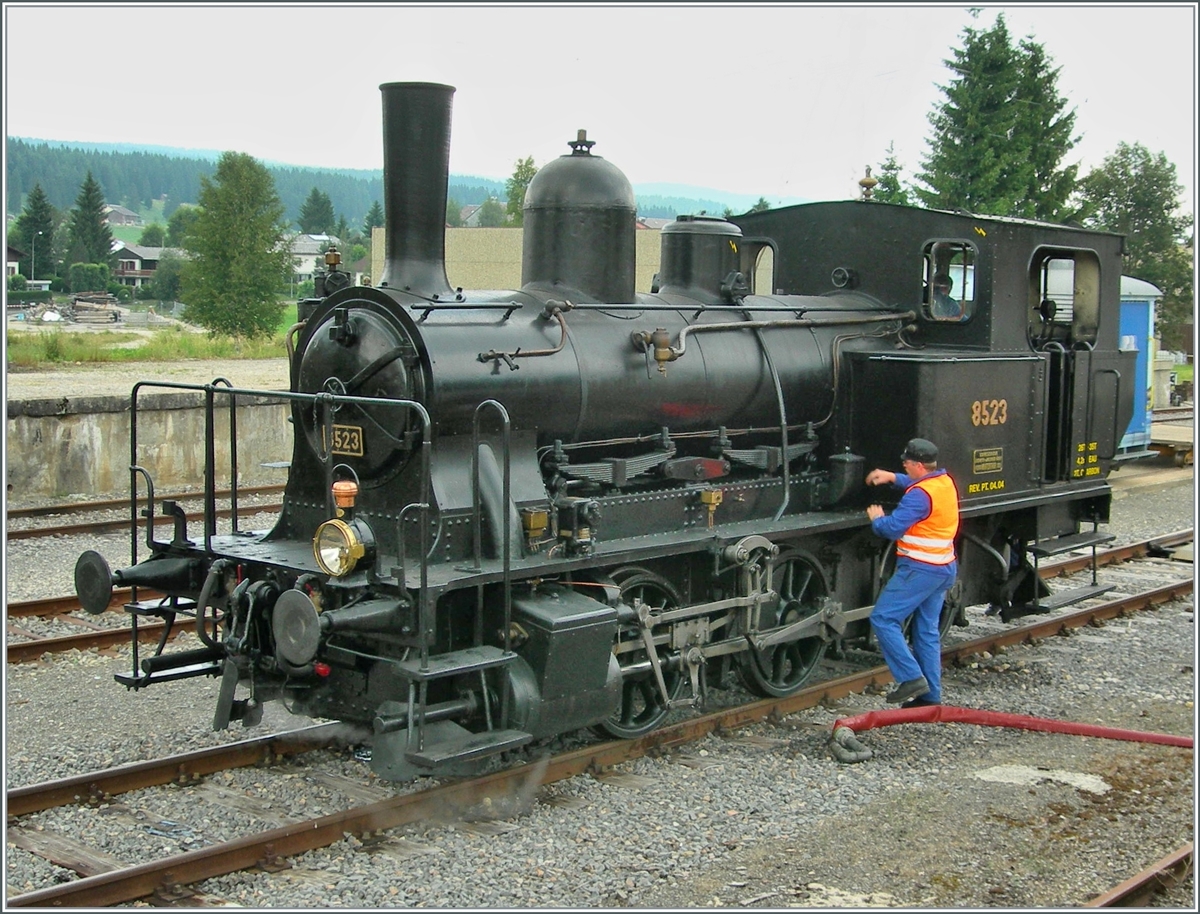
[5, 311, 290, 399]
[5, 357, 290, 400]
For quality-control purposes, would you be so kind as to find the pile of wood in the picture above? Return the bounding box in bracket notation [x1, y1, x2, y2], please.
[8, 293, 125, 324]
[68, 292, 123, 323]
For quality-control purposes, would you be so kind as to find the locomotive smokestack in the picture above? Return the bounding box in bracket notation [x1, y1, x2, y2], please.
[378, 82, 454, 297]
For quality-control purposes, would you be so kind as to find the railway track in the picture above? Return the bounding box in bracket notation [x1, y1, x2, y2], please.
[1152, 406, 1194, 423]
[6, 500, 283, 541]
[7, 530, 1192, 666]
[1086, 842, 1194, 907]
[6, 576, 1194, 908]
[4, 484, 285, 521]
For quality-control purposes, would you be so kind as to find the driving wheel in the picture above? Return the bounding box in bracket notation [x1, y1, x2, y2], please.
[738, 549, 829, 697]
[593, 567, 685, 739]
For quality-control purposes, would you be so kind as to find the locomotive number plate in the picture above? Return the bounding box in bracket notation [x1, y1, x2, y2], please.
[324, 424, 364, 457]
[970, 398, 1008, 426]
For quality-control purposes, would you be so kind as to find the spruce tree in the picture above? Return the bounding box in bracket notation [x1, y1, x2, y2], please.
[362, 200, 385, 236]
[298, 187, 335, 234]
[66, 171, 116, 269]
[916, 13, 1079, 221]
[13, 183, 57, 279]
[181, 152, 291, 338]
[873, 144, 911, 206]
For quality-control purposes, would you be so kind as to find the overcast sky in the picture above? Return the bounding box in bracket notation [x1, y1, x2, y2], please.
[4, 2, 1196, 211]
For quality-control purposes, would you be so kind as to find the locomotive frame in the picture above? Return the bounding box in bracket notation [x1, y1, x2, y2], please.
[75, 82, 1136, 781]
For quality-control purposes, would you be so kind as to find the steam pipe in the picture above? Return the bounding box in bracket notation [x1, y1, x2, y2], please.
[638, 311, 915, 366]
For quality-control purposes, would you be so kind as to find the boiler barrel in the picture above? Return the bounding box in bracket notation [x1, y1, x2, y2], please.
[414, 298, 863, 444]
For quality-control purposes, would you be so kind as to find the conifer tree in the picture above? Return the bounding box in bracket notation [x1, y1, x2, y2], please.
[13, 183, 57, 279]
[181, 152, 291, 338]
[873, 144, 911, 206]
[65, 171, 116, 269]
[362, 200, 385, 236]
[298, 187, 335, 234]
[916, 13, 1079, 221]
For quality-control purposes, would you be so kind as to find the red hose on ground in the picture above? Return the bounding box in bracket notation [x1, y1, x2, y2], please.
[833, 705, 1193, 748]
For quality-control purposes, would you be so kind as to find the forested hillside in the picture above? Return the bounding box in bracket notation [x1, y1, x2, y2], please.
[6, 139, 506, 226]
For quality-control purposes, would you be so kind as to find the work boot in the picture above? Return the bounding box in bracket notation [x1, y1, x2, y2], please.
[886, 676, 930, 704]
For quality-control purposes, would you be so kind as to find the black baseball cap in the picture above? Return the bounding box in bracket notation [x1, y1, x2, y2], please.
[901, 438, 938, 464]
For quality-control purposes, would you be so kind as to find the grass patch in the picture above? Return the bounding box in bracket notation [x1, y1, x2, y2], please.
[6, 326, 288, 367]
[109, 224, 144, 244]
[7, 297, 302, 368]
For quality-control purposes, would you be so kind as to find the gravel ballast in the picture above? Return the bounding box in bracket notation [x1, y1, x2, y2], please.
[4, 475, 1193, 907]
[4, 363, 1194, 906]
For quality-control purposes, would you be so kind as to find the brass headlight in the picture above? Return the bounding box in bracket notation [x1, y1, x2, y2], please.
[313, 518, 365, 576]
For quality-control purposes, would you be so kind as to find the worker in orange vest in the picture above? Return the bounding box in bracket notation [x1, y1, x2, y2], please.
[865, 438, 960, 706]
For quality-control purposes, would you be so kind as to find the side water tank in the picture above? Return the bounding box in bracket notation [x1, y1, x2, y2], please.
[521, 131, 636, 303]
[655, 215, 744, 302]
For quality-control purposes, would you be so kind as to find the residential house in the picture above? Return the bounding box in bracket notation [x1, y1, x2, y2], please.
[7, 244, 26, 277]
[103, 204, 142, 226]
[112, 241, 187, 288]
[289, 233, 341, 284]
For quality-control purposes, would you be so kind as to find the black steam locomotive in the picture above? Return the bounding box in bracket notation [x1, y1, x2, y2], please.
[75, 83, 1136, 780]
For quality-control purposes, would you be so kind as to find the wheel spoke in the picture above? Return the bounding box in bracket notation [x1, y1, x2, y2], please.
[739, 550, 828, 698]
[594, 568, 684, 739]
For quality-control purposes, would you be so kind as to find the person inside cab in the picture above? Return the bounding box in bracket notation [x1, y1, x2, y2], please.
[930, 272, 962, 321]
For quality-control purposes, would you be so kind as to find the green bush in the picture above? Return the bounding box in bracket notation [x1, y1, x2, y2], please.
[68, 262, 111, 294]
[5, 289, 53, 304]
[8, 273, 28, 292]
[105, 282, 132, 302]
[40, 332, 64, 362]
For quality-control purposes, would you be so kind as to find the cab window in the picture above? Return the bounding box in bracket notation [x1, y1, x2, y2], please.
[1028, 249, 1100, 349]
[921, 241, 975, 322]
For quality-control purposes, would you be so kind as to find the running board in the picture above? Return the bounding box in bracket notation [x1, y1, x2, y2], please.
[404, 720, 532, 768]
[1004, 584, 1114, 621]
[1027, 531, 1115, 558]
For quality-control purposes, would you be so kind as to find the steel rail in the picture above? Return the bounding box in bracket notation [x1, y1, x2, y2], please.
[5, 723, 346, 818]
[5, 485, 286, 520]
[7, 578, 1193, 908]
[1151, 407, 1194, 422]
[6, 620, 171, 664]
[1085, 842, 1194, 907]
[7, 501, 282, 541]
[7, 588, 164, 619]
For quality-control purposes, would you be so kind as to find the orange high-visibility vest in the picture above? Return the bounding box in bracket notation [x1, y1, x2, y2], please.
[896, 472, 960, 565]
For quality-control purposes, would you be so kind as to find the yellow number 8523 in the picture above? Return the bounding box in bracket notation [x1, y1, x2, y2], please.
[971, 399, 1008, 426]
